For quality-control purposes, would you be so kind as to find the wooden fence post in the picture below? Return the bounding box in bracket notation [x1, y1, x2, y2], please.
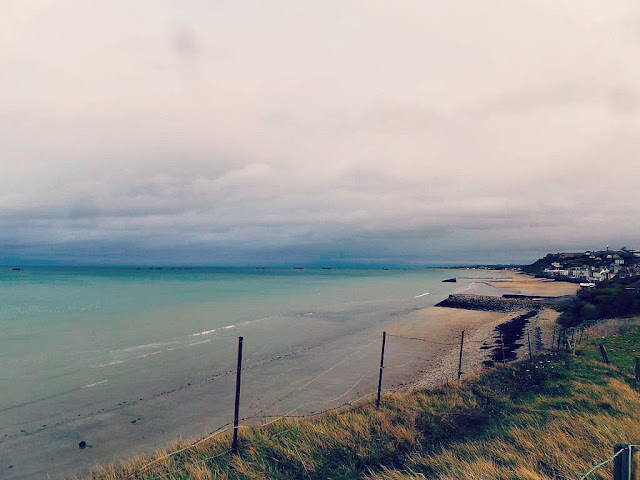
[551, 327, 556, 351]
[600, 344, 610, 364]
[499, 331, 506, 365]
[613, 444, 639, 480]
[457, 330, 464, 380]
[527, 331, 533, 362]
[376, 332, 386, 408]
[232, 336, 244, 455]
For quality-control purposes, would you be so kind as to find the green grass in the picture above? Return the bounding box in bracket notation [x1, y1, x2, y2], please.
[85, 322, 640, 480]
[579, 323, 640, 377]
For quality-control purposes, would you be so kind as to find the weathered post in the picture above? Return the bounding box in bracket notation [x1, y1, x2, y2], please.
[600, 344, 610, 364]
[499, 331, 506, 365]
[527, 331, 533, 362]
[613, 444, 638, 480]
[535, 326, 543, 351]
[551, 327, 556, 351]
[557, 329, 562, 353]
[457, 330, 465, 380]
[376, 332, 386, 408]
[232, 336, 243, 455]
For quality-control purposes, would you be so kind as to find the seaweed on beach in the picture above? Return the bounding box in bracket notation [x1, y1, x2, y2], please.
[483, 309, 539, 366]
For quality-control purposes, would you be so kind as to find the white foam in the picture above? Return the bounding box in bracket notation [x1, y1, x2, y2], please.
[224, 324, 235, 329]
[120, 342, 169, 352]
[96, 360, 126, 368]
[188, 339, 211, 347]
[191, 329, 216, 337]
[414, 292, 429, 298]
[81, 380, 108, 389]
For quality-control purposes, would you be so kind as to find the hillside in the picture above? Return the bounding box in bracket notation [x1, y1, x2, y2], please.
[85, 319, 640, 480]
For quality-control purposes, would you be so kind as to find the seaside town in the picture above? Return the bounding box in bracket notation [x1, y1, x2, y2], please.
[523, 247, 640, 285]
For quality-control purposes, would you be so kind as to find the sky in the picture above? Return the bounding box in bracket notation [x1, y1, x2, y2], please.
[1, 1, 640, 265]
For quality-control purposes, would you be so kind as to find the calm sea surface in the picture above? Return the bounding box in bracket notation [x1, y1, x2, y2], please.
[0, 266, 497, 478]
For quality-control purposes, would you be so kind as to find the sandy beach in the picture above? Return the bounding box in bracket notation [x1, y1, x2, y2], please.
[385, 271, 578, 390]
[477, 271, 579, 297]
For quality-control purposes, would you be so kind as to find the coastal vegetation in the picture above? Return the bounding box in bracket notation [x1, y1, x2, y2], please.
[558, 282, 640, 327]
[86, 319, 640, 480]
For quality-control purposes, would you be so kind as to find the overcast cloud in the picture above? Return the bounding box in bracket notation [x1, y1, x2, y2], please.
[1, 1, 639, 265]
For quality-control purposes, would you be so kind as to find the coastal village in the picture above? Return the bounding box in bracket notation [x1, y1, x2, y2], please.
[523, 247, 640, 285]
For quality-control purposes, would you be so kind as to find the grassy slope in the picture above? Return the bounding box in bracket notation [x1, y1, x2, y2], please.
[88, 325, 640, 480]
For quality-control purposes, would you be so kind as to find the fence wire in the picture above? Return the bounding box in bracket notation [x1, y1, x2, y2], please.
[579, 444, 640, 480]
[119, 317, 548, 479]
[125, 326, 510, 480]
[120, 314, 640, 480]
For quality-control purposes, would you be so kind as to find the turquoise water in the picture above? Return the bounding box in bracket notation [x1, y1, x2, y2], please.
[0, 267, 457, 404]
[0, 266, 491, 478]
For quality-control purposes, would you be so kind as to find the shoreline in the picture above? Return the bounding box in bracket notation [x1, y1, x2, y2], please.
[388, 271, 578, 390]
[78, 271, 578, 478]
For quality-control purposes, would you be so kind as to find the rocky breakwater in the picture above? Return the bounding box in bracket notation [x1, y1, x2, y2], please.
[436, 294, 555, 312]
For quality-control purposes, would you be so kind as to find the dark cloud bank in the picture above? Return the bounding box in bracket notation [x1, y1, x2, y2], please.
[1, 1, 639, 265]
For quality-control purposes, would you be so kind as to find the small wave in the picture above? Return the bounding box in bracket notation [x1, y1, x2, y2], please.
[96, 360, 126, 368]
[81, 380, 108, 389]
[224, 324, 235, 329]
[135, 350, 165, 359]
[119, 342, 170, 353]
[188, 339, 211, 347]
[191, 329, 216, 337]
[414, 292, 429, 298]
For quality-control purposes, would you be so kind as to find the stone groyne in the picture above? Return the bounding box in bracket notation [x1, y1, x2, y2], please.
[436, 294, 555, 312]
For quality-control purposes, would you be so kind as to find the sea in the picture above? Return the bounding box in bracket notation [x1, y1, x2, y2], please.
[0, 266, 499, 478]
